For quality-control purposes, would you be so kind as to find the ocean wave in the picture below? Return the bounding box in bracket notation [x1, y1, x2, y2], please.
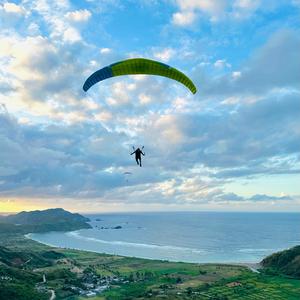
[238, 248, 275, 253]
[66, 231, 205, 254]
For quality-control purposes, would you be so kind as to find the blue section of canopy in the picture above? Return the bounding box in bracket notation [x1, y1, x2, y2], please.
[83, 66, 113, 92]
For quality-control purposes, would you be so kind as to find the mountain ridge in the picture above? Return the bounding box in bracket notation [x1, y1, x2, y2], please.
[3, 208, 90, 224]
[0, 208, 91, 233]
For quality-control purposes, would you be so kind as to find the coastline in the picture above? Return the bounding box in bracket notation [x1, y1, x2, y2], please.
[25, 231, 262, 273]
[2, 231, 298, 299]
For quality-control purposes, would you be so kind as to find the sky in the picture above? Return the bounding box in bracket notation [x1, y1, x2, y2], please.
[0, 0, 300, 213]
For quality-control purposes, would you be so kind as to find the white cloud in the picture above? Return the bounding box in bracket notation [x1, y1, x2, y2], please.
[138, 93, 151, 105]
[171, 97, 189, 112]
[153, 48, 175, 62]
[100, 48, 112, 54]
[65, 9, 91, 22]
[94, 111, 113, 122]
[232, 71, 241, 79]
[172, 0, 227, 26]
[0, 35, 57, 81]
[1, 2, 25, 14]
[105, 82, 132, 106]
[27, 22, 40, 35]
[234, 0, 259, 9]
[0, 32, 90, 123]
[63, 27, 81, 43]
[214, 59, 231, 68]
[145, 114, 184, 147]
[176, 0, 227, 15]
[232, 0, 261, 19]
[172, 11, 197, 26]
[32, 0, 83, 43]
[172, 0, 266, 25]
[221, 96, 240, 105]
[82, 99, 100, 111]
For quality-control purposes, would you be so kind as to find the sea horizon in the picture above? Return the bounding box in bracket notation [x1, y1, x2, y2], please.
[3, 209, 300, 215]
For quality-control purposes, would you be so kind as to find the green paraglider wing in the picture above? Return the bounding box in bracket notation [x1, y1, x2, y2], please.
[83, 58, 197, 94]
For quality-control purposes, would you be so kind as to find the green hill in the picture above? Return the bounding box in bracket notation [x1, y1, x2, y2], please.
[3, 208, 90, 225]
[0, 208, 91, 234]
[261, 245, 300, 278]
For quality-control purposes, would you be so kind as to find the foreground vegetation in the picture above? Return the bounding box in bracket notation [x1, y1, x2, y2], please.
[261, 246, 300, 279]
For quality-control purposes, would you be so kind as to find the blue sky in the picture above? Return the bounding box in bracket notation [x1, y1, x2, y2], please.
[0, 0, 299, 212]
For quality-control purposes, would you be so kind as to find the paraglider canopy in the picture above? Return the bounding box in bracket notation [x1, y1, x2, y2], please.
[123, 171, 132, 183]
[83, 58, 197, 94]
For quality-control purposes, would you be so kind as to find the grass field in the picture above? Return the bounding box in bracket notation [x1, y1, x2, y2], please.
[58, 249, 300, 300]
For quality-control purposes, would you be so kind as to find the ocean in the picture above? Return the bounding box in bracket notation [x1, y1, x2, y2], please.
[28, 212, 300, 263]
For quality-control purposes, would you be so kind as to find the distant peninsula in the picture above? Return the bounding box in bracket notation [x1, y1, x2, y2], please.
[0, 208, 91, 234]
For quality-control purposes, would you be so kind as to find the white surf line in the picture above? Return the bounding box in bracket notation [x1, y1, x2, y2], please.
[66, 231, 205, 253]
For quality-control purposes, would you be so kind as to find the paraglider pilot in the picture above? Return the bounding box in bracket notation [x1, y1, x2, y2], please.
[131, 147, 145, 167]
